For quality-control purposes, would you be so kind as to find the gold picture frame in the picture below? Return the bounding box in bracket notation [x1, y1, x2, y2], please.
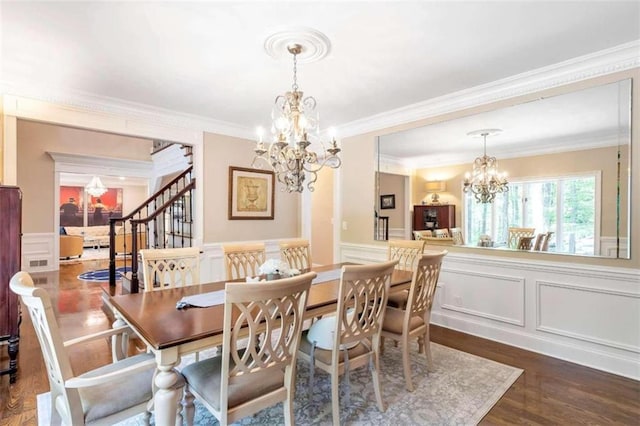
[228, 166, 275, 220]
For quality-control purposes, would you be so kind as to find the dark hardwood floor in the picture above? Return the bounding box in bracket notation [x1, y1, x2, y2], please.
[0, 260, 638, 425]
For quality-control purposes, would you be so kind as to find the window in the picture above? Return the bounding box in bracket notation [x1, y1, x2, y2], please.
[464, 172, 599, 255]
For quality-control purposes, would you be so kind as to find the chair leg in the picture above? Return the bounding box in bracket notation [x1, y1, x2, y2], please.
[283, 386, 294, 426]
[183, 387, 195, 426]
[371, 348, 386, 413]
[380, 336, 385, 355]
[331, 369, 341, 426]
[402, 332, 414, 392]
[425, 329, 433, 372]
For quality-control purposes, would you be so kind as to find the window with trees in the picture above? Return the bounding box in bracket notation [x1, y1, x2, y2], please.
[464, 172, 599, 255]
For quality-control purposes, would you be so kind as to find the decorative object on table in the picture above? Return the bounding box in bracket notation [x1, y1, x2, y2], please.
[258, 258, 299, 280]
[380, 194, 395, 209]
[252, 28, 341, 193]
[463, 129, 509, 204]
[228, 166, 274, 220]
[424, 180, 446, 204]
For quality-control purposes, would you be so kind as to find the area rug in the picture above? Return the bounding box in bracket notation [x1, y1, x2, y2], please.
[59, 247, 110, 265]
[77, 266, 131, 282]
[37, 342, 522, 425]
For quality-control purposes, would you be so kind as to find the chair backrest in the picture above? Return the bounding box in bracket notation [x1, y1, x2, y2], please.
[139, 247, 200, 291]
[449, 227, 464, 245]
[541, 231, 554, 251]
[222, 243, 266, 280]
[533, 233, 545, 251]
[433, 228, 450, 238]
[334, 260, 398, 351]
[10, 272, 81, 422]
[388, 240, 425, 271]
[279, 239, 312, 270]
[413, 230, 432, 240]
[507, 227, 536, 248]
[404, 251, 447, 325]
[517, 235, 535, 250]
[220, 272, 314, 417]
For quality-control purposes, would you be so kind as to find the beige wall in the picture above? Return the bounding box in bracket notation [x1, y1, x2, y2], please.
[378, 172, 405, 229]
[202, 132, 300, 243]
[341, 68, 640, 268]
[16, 120, 152, 232]
[413, 145, 628, 238]
[311, 166, 334, 265]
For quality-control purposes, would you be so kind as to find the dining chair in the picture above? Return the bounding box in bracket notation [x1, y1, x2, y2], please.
[412, 230, 432, 240]
[388, 239, 425, 271]
[517, 235, 535, 250]
[449, 227, 464, 245]
[532, 233, 545, 251]
[279, 239, 312, 270]
[140, 247, 200, 291]
[433, 228, 450, 238]
[10, 271, 164, 425]
[380, 251, 447, 391]
[298, 260, 398, 425]
[221, 242, 266, 280]
[507, 227, 536, 248]
[181, 272, 315, 426]
[541, 231, 554, 251]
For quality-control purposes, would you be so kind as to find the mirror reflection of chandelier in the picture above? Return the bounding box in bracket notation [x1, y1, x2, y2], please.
[86, 176, 107, 197]
[463, 129, 509, 204]
[252, 35, 341, 193]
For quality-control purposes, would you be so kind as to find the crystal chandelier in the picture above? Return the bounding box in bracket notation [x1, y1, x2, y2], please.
[252, 43, 341, 192]
[463, 129, 508, 203]
[86, 176, 107, 197]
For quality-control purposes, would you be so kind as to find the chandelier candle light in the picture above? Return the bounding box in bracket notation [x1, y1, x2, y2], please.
[463, 129, 509, 204]
[252, 41, 341, 193]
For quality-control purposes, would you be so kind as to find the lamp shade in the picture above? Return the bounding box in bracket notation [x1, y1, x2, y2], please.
[425, 181, 446, 193]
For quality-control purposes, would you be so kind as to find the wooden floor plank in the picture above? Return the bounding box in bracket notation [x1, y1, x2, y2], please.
[0, 261, 638, 425]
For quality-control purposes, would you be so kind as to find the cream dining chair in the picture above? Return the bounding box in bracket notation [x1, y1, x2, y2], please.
[387, 239, 425, 309]
[279, 239, 312, 270]
[380, 250, 447, 391]
[507, 227, 536, 249]
[298, 260, 398, 425]
[10, 271, 163, 425]
[181, 272, 315, 426]
[433, 228, 450, 238]
[221, 242, 266, 280]
[139, 247, 200, 291]
[449, 227, 464, 245]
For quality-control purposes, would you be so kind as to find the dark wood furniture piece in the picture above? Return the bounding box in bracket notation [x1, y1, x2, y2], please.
[413, 204, 455, 235]
[0, 186, 22, 383]
[105, 263, 412, 426]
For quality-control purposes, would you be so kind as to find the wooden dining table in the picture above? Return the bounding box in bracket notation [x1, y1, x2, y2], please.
[105, 263, 412, 426]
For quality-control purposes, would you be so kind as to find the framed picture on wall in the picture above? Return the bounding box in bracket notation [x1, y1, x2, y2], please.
[380, 194, 396, 209]
[228, 166, 275, 220]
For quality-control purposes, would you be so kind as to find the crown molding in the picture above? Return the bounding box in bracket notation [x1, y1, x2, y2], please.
[337, 40, 640, 138]
[0, 81, 254, 141]
[1, 41, 638, 142]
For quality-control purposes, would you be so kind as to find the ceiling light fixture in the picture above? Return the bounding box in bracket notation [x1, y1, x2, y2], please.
[252, 39, 340, 193]
[86, 176, 107, 197]
[463, 129, 508, 203]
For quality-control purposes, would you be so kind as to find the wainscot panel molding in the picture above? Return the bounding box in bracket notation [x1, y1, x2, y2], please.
[388, 227, 406, 240]
[22, 233, 56, 272]
[339, 242, 640, 379]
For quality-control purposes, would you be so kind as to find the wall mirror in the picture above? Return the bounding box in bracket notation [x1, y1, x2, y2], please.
[376, 79, 632, 259]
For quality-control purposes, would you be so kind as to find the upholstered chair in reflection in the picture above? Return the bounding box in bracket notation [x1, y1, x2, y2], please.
[10, 271, 165, 425]
[139, 247, 200, 291]
[298, 260, 397, 425]
[221, 242, 266, 280]
[280, 239, 312, 270]
[380, 251, 447, 391]
[433, 228, 450, 238]
[181, 272, 315, 426]
[449, 227, 465, 245]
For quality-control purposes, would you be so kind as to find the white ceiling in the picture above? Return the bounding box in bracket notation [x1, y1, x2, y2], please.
[1, 1, 639, 140]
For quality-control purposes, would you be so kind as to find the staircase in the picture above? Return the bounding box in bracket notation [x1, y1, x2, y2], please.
[108, 144, 195, 292]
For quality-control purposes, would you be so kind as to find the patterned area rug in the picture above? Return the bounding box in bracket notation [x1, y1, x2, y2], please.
[77, 266, 131, 282]
[37, 342, 522, 425]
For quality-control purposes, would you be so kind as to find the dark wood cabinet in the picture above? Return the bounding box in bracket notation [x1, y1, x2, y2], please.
[0, 186, 21, 383]
[413, 204, 455, 233]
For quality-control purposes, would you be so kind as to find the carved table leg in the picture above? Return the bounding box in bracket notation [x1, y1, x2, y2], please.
[153, 356, 183, 426]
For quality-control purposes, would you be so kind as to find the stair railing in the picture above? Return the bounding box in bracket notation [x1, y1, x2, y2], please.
[108, 166, 195, 291]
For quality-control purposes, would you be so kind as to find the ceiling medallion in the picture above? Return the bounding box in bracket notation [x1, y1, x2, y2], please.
[263, 27, 331, 64]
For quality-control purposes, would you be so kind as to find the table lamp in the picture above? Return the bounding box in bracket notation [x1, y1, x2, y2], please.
[424, 181, 446, 204]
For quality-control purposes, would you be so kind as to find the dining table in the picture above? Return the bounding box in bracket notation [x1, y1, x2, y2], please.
[104, 263, 413, 426]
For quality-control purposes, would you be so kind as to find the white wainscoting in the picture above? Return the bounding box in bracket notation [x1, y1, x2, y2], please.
[340, 242, 640, 380]
[22, 233, 57, 272]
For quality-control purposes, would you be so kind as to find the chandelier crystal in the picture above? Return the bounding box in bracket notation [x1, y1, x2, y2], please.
[463, 129, 508, 204]
[86, 176, 107, 197]
[252, 43, 341, 192]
